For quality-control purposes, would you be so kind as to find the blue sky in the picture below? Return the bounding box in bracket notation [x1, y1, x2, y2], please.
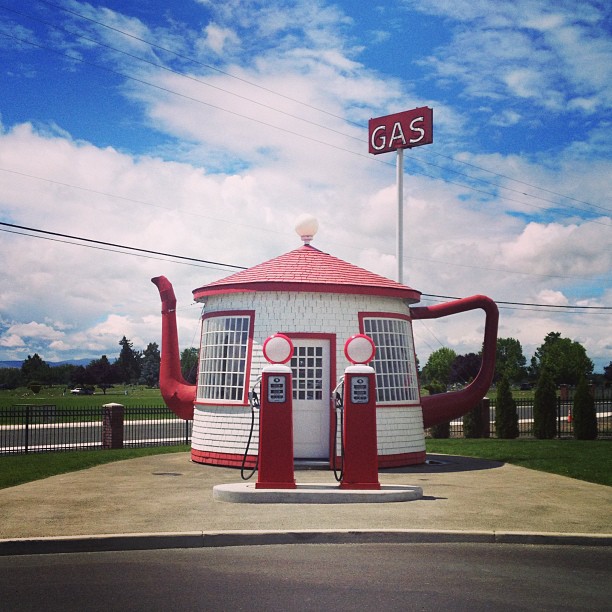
[0, 0, 610, 372]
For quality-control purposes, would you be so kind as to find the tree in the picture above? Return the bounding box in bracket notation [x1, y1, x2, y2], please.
[573, 376, 597, 440]
[533, 368, 557, 439]
[115, 336, 141, 384]
[604, 361, 612, 383]
[0, 368, 23, 390]
[495, 337, 527, 383]
[421, 347, 457, 389]
[86, 355, 115, 393]
[70, 365, 87, 387]
[449, 353, 481, 385]
[463, 402, 486, 438]
[21, 353, 51, 384]
[494, 375, 519, 439]
[140, 342, 161, 387]
[530, 332, 593, 385]
[180, 347, 199, 385]
[49, 364, 76, 386]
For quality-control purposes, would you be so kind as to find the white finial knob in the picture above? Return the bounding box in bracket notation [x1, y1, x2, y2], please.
[295, 214, 319, 245]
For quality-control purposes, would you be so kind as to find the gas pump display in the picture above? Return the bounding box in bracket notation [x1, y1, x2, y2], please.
[267, 376, 287, 403]
[350, 376, 370, 404]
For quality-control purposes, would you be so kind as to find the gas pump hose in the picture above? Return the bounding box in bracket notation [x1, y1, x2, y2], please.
[240, 377, 261, 480]
[332, 377, 345, 482]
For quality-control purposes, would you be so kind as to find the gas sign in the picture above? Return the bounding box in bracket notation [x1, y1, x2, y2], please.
[368, 107, 433, 155]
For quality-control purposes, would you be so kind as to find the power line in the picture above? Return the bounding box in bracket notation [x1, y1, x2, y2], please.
[0, 3, 364, 145]
[1, 166, 608, 283]
[30, 1, 611, 216]
[0, 221, 246, 270]
[37, 0, 360, 129]
[0, 167, 284, 236]
[1, 4, 609, 224]
[3, 28, 610, 231]
[427, 151, 611, 216]
[420, 293, 612, 311]
[2, 221, 609, 313]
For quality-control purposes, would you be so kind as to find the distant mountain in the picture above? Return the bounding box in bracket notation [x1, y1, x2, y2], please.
[0, 361, 22, 369]
[0, 359, 93, 369]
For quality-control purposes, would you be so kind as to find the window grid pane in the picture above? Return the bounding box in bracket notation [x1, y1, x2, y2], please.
[197, 316, 250, 402]
[364, 317, 419, 403]
[291, 346, 323, 400]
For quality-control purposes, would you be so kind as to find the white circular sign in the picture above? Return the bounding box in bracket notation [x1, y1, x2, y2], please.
[344, 334, 376, 365]
[263, 334, 294, 364]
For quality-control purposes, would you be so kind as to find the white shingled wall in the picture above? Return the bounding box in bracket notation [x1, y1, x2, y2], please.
[191, 291, 426, 461]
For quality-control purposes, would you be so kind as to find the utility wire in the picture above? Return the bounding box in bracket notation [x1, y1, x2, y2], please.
[0, 3, 364, 144]
[2, 221, 609, 313]
[0, 168, 608, 282]
[420, 293, 611, 311]
[2, 28, 610, 230]
[30, 1, 611, 215]
[0, 167, 285, 236]
[1, 4, 609, 223]
[0, 221, 246, 270]
[37, 0, 360, 129]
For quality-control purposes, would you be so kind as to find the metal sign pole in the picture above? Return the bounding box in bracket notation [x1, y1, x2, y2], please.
[368, 106, 433, 285]
[397, 147, 404, 284]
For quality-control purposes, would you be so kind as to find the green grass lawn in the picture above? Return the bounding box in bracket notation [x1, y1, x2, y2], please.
[426, 439, 611, 487]
[0, 385, 165, 409]
[0, 446, 190, 490]
[0, 386, 168, 423]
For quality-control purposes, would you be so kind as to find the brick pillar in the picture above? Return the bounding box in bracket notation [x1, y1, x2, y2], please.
[481, 397, 491, 438]
[102, 403, 124, 449]
[560, 384, 569, 401]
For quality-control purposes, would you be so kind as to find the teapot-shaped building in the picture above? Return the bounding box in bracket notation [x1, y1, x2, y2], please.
[153, 222, 498, 468]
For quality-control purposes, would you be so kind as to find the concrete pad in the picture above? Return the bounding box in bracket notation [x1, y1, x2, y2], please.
[213, 482, 423, 504]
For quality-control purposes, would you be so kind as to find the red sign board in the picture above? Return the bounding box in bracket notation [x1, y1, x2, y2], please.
[368, 107, 433, 155]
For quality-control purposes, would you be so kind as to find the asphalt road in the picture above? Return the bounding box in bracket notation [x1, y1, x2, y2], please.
[2, 543, 610, 611]
[0, 420, 190, 452]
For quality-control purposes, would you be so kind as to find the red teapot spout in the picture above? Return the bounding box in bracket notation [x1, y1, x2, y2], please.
[151, 276, 196, 420]
[411, 295, 498, 429]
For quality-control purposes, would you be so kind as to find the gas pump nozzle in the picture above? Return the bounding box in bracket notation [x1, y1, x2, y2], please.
[333, 376, 345, 411]
[248, 376, 262, 410]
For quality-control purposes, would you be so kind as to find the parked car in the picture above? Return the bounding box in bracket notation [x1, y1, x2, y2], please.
[70, 387, 94, 395]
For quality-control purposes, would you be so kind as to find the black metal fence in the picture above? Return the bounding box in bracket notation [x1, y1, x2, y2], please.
[3, 397, 610, 455]
[446, 397, 612, 439]
[0, 405, 192, 455]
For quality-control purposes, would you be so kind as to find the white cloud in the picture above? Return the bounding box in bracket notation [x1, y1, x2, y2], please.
[2, 322, 64, 342]
[535, 289, 569, 306]
[408, 0, 612, 113]
[0, 335, 26, 349]
[200, 24, 239, 55]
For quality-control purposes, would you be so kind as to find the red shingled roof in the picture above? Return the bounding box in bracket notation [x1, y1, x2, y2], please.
[193, 244, 421, 302]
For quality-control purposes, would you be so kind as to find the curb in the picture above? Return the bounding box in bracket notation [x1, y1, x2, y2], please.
[1, 529, 611, 555]
[212, 482, 424, 503]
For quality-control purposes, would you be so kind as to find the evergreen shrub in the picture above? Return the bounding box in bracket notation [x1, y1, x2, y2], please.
[533, 368, 557, 439]
[494, 375, 519, 439]
[573, 376, 597, 440]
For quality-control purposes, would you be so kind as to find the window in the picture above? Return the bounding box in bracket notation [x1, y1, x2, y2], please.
[362, 316, 420, 404]
[197, 314, 252, 403]
[291, 345, 324, 401]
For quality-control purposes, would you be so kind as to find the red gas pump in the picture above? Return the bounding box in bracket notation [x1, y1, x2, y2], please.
[256, 334, 296, 489]
[340, 335, 380, 490]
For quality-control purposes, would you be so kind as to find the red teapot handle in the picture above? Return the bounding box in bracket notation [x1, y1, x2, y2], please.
[410, 295, 498, 428]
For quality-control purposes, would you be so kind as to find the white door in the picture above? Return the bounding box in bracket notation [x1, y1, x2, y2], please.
[290, 339, 331, 459]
